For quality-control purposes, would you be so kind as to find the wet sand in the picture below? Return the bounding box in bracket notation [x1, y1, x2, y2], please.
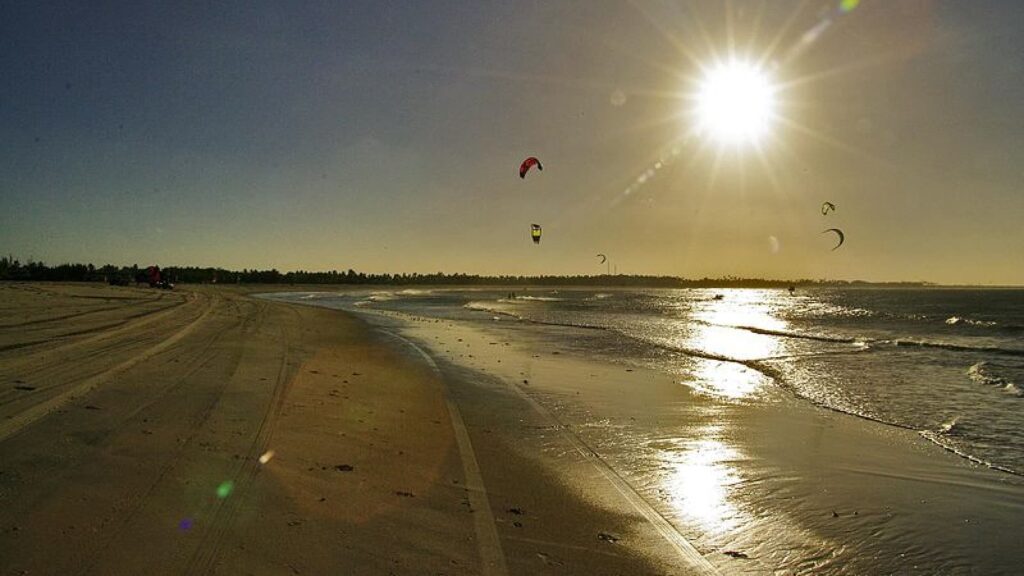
[0, 283, 702, 575]
[356, 305, 1024, 575]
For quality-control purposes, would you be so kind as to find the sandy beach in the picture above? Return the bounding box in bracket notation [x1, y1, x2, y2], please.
[0, 283, 704, 575]
[4, 283, 1024, 574]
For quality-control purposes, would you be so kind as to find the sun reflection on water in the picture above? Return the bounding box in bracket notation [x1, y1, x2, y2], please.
[696, 290, 789, 331]
[687, 359, 771, 399]
[679, 290, 791, 399]
[659, 292, 787, 533]
[693, 290, 787, 359]
[662, 428, 745, 534]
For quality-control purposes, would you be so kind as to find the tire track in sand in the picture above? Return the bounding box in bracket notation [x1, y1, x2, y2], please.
[184, 301, 298, 575]
[76, 301, 256, 576]
[0, 291, 195, 361]
[381, 329, 510, 576]
[0, 292, 168, 329]
[383, 326, 719, 576]
[0, 294, 218, 444]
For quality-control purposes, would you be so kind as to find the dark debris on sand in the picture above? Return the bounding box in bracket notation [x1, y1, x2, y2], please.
[724, 550, 750, 559]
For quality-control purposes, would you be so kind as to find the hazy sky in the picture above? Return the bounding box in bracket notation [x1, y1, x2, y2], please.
[2, 1, 1022, 284]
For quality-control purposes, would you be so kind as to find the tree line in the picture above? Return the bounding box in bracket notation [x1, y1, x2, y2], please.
[0, 256, 929, 288]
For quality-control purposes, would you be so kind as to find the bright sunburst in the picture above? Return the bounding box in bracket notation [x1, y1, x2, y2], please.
[613, 1, 874, 202]
[695, 60, 777, 146]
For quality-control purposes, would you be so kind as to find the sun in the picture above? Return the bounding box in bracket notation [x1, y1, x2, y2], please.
[694, 60, 777, 146]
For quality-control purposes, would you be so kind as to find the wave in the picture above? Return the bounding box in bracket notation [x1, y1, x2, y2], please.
[887, 339, 1024, 358]
[946, 316, 998, 327]
[464, 302, 619, 332]
[913, 416, 1022, 475]
[793, 302, 878, 320]
[511, 296, 565, 302]
[613, 334, 1022, 476]
[704, 322, 1024, 357]
[967, 362, 1022, 396]
[918, 430, 1020, 476]
[726, 324, 862, 345]
[464, 302, 522, 320]
[733, 321, 1023, 357]
[466, 297, 1024, 359]
[936, 315, 1024, 334]
[937, 417, 962, 435]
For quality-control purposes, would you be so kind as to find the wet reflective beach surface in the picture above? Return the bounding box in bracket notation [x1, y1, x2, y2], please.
[267, 287, 1024, 574]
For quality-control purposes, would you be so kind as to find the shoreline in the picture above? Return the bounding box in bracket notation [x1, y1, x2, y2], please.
[296, 293, 1024, 574]
[266, 285, 1024, 477]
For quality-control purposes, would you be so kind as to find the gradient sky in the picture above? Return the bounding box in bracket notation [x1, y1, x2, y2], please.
[2, 1, 1022, 284]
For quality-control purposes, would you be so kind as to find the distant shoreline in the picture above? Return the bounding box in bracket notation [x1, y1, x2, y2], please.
[3, 256, 1021, 288]
[6, 278, 1024, 290]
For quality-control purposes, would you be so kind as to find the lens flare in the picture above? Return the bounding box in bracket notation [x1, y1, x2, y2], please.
[216, 480, 234, 499]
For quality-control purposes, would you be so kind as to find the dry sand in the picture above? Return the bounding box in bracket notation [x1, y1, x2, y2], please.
[0, 283, 704, 575]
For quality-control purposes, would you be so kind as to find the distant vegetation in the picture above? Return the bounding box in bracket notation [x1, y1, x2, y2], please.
[0, 256, 931, 288]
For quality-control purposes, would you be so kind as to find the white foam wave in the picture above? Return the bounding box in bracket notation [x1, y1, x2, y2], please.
[967, 362, 1022, 396]
[464, 301, 522, 320]
[938, 417, 961, 435]
[919, 430, 1020, 475]
[514, 296, 565, 302]
[797, 301, 876, 319]
[946, 316, 998, 327]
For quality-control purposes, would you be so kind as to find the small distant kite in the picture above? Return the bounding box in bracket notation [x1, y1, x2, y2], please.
[531, 224, 542, 244]
[821, 201, 836, 215]
[822, 228, 845, 250]
[519, 157, 543, 179]
[596, 253, 607, 264]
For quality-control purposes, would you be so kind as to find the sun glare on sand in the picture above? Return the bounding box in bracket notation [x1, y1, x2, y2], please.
[695, 60, 777, 145]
